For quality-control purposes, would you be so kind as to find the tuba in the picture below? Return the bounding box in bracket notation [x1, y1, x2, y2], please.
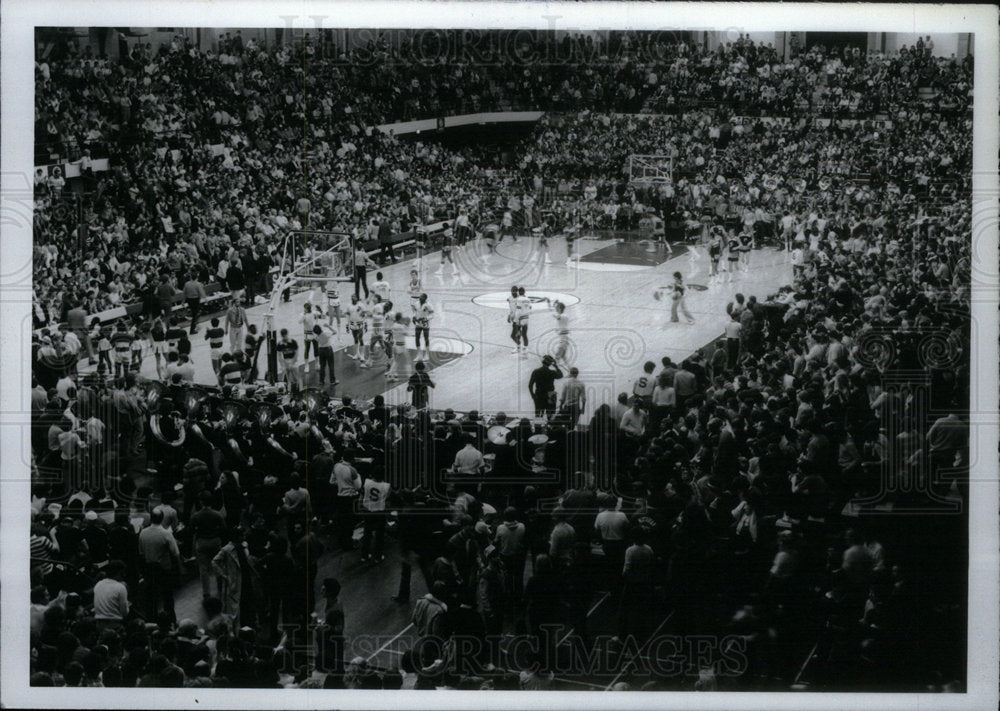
[216, 399, 249, 432]
[296, 387, 328, 414]
[143, 380, 166, 413]
[252, 401, 285, 430]
[180, 385, 210, 418]
[150, 411, 186, 447]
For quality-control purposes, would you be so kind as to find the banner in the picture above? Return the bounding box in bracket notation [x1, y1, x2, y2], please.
[34, 158, 110, 181]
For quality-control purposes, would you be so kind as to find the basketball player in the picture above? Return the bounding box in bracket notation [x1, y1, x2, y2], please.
[362, 296, 391, 370]
[413, 293, 434, 361]
[455, 208, 471, 247]
[346, 294, 367, 361]
[537, 216, 552, 264]
[323, 281, 342, 332]
[564, 225, 581, 268]
[726, 231, 740, 282]
[436, 227, 456, 275]
[738, 230, 754, 272]
[371, 271, 391, 304]
[385, 311, 409, 381]
[407, 269, 422, 310]
[685, 211, 704, 277]
[707, 228, 723, 284]
[499, 207, 515, 243]
[301, 302, 317, 364]
[507, 285, 521, 354]
[414, 227, 427, 269]
[483, 217, 499, 255]
[276, 328, 301, 393]
[549, 299, 570, 365]
[515, 286, 532, 356]
[670, 272, 695, 324]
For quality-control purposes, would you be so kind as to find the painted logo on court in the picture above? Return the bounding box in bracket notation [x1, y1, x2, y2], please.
[471, 291, 580, 310]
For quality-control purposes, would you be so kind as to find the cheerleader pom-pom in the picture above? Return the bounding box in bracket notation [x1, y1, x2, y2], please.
[653, 289, 662, 301]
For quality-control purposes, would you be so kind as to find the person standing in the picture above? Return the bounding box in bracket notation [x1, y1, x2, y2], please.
[137, 507, 181, 623]
[378, 217, 397, 265]
[360, 471, 391, 563]
[92, 559, 130, 629]
[189, 491, 227, 600]
[353, 242, 375, 299]
[296, 194, 311, 228]
[331, 451, 362, 551]
[407, 361, 435, 410]
[724, 313, 743, 371]
[514, 287, 532, 356]
[205, 318, 226, 378]
[632, 361, 656, 408]
[549, 299, 571, 365]
[384, 311, 409, 381]
[182, 272, 207, 334]
[412, 294, 434, 361]
[620, 398, 647, 438]
[673, 360, 697, 411]
[67, 299, 95, 364]
[314, 323, 337, 387]
[211, 527, 250, 628]
[670, 272, 695, 324]
[276, 329, 301, 392]
[156, 277, 180, 321]
[300, 303, 317, 363]
[494, 507, 527, 614]
[559, 367, 587, 427]
[225, 258, 246, 305]
[594, 497, 629, 595]
[618, 529, 655, 642]
[506, 285, 521, 354]
[528, 355, 563, 419]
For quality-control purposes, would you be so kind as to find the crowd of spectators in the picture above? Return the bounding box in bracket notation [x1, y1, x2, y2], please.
[32, 32, 971, 325]
[27, 31, 972, 691]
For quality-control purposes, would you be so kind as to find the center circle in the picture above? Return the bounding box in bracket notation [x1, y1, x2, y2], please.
[471, 290, 581, 310]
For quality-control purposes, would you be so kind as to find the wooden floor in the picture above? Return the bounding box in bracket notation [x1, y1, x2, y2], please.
[136, 235, 792, 419]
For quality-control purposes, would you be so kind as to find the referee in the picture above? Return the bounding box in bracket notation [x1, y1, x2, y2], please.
[353, 241, 376, 299]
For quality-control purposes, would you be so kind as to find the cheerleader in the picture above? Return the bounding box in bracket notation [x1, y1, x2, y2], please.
[150, 316, 167, 379]
[130, 320, 146, 373]
[669, 272, 695, 324]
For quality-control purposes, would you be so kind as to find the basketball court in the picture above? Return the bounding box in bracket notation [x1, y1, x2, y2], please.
[125, 234, 791, 417]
